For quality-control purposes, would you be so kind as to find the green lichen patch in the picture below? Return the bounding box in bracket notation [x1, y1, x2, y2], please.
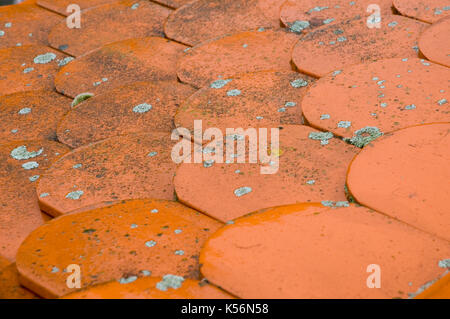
[71, 92, 94, 107]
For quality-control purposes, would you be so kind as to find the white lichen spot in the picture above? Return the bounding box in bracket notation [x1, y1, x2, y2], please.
[29, 175, 40, 182]
[145, 240, 157, 248]
[40, 193, 50, 198]
[290, 78, 308, 88]
[141, 270, 151, 276]
[23, 67, 34, 74]
[174, 229, 182, 234]
[130, 224, 138, 229]
[227, 89, 241, 96]
[22, 161, 39, 170]
[289, 20, 310, 33]
[73, 163, 82, 169]
[308, 131, 333, 145]
[65, 190, 84, 200]
[210, 79, 232, 89]
[51, 267, 59, 273]
[18, 107, 32, 115]
[58, 57, 74, 67]
[131, 3, 139, 9]
[34, 52, 57, 64]
[404, 104, 416, 110]
[285, 102, 296, 107]
[174, 250, 185, 256]
[156, 274, 184, 291]
[306, 179, 315, 185]
[11, 145, 43, 160]
[148, 151, 158, 157]
[119, 276, 137, 284]
[234, 186, 252, 197]
[437, 99, 448, 106]
[151, 209, 159, 213]
[133, 103, 152, 113]
[438, 259, 450, 268]
[203, 159, 214, 168]
[320, 114, 330, 120]
[337, 121, 351, 128]
[344, 126, 383, 148]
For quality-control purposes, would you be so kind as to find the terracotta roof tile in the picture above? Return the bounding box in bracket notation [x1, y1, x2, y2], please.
[393, 0, 450, 23]
[419, 15, 450, 68]
[0, 263, 40, 299]
[36, 0, 117, 16]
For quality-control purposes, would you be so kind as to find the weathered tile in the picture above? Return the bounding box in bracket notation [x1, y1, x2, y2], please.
[347, 123, 450, 241]
[0, 1, 63, 49]
[0, 263, 40, 299]
[302, 58, 450, 143]
[280, 0, 393, 33]
[292, 15, 427, 77]
[48, 0, 172, 57]
[62, 276, 233, 299]
[0, 140, 71, 261]
[55, 37, 187, 98]
[177, 29, 301, 88]
[57, 81, 195, 148]
[419, 16, 450, 68]
[37, 132, 183, 216]
[174, 125, 358, 222]
[0, 45, 70, 95]
[0, 90, 71, 142]
[175, 71, 314, 134]
[16, 199, 222, 298]
[200, 203, 450, 298]
[394, 0, 450, 23]
[165, 0, 285, 46]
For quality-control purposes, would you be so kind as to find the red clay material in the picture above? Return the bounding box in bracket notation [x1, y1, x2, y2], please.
[415, 273, 450, 299]
[347, 123, 450, 242]
[55, 37, 187, 98]
[0, 256, 10, 270]
[164, 0, 285, 46]
[419, 16, 450, 68]
[0, 45, 70, 95]
[0, 90, 71, 143]
[0, 140, 70, 261]
[174, 125, 358, 222]
[0, 1, 63, 49]
[200, 203, 450, 298]
[48, 0, 172, 57]
[177, 29, 301, 88]
[57, 81, 195, 148]
[302, 58, 450, 140]
[16, 199, 222, 298]
[152, 0, 193, 9]
[393, 0, 450, 23]
[174, 71, 315, 134]
[37, 132, 183, 216]
[280, 0, 393, 32]
[37, 0, 117, 16]
[0, 263, 40, 299]
[292, 15, 427, 77]
[62, 277, 233, 299]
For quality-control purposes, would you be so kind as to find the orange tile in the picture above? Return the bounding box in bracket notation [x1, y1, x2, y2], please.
[0, 45, 71, 95]
[393, 0, 450, 23]
[0, 255, 10, 270]
[292, 15, 427, 78]
[48, 0, 172, 57]
[415, 273, 450, 299]
[164, 0, 285, 46]
[55, 37, 187, 98]
[174, 125, 358, 222]
[36, 0, 117, 16]
[419, 16, 450, 68]
[177, 29, 301, 88]
[16, 199, 222, 298]
[0, 90, 72, 143]
[0, 263, 40, 299]
[302, 58, 450, 143]
[37, 132, 183, 216]
[200, 203, 450, 298]
[0, 140, 70, 261]
[175, 71, 315, 134]
[347, 123, 450, 241]
[280, 0, 393, 32]
[0, 1, 63, 49]
[57, 81, 195, 148]
[62, 277, 233, 299]
[152, 0, 194, 9]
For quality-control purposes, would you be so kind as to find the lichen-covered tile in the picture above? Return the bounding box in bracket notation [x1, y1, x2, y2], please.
[165, 0, 285, 46]
[393, 0, 450, 23]
[37, 132, 184, 216]
[292, 15, 427, 77]
[55, 37, 187, 98]
[302, 58, 450, 144]
[62, 276, 233, 299]
[16, 199, 222, 298]
[280, 0, 393, 33]
[48, 0, 172, 57]
[0, 45, 71, 95]
[0, 1, 63, 49]
[36, 0, 117, 16]
[200, 203, 450, 298]
[0, 263, 40, 299]
[177, 29, 301, 88]
[175, 71, 314, 134]
[57, 81, 195, 148]
[347, 123, 450, 241]
[174, 125, 358, 222]
[419, 16, 450, 68]
[0, 140, 71, 261]
[415, 273, 450, 299]
[0, 90, 72, 143]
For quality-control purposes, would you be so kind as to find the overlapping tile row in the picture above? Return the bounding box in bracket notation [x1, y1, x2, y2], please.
[0, 0, 448, 299]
